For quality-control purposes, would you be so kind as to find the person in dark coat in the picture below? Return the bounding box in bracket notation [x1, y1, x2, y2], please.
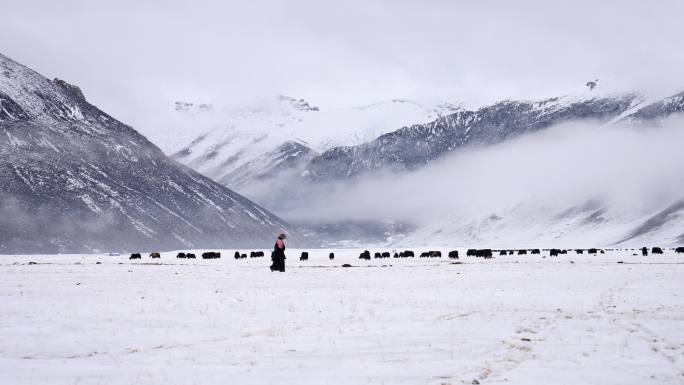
[270, 233, 287, 272]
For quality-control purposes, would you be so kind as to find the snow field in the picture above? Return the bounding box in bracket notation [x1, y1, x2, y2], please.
[1, 249, 683, 385]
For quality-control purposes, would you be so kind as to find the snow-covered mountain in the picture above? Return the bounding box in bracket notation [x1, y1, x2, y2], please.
[394, 197, 684, 249]
[285, 113, 684, 248]
[305, 89, 684, 179]
[135, 95, 461, 191]
[0, 53, 292, 254]
[138, 85, 684, 248]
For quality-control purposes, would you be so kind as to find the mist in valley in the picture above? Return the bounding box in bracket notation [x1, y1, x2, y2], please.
[241, 117, 684, 246]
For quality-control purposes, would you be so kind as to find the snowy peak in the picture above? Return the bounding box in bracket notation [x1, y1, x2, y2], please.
[174, 100, 213, 113]
[276, 95, 320, 112]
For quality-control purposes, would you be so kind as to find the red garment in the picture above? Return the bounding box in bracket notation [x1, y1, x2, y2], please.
[276, 239, 285, 249]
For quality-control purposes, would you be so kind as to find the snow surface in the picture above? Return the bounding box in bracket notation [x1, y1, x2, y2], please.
[2, 248, 684, 385]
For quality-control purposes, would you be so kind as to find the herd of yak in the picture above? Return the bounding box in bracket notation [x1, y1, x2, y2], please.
[129, 247, 684, 260]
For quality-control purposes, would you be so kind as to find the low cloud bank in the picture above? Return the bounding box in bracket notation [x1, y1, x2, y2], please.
[245, 117, 684, 235]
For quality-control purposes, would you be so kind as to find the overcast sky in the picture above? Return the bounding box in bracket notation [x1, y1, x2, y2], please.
[1, 0, 683, 124]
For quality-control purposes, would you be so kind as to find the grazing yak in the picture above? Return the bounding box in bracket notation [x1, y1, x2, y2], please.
[550, 249, 561, 257]
[202, 252, 221, 259]
[186, 253, 196, 259]
[150, 252, 161, 259]
[250, 251, 265, 258]
[499, 250, 507, 256]
[652, 247, 664, 254]
[518, 250, 527, 255]
[176, 252, 186, 259]
[588, 248, 598, 254]
[234, 251, 241, 259]
[129, 253, 141, 260]
[403, 250, 415, 258]
[329, 252, 335, 260]
[359, 250, 371, 260]
[449, 250, 459, 259]
[676, 247, 684, 254]
[467, 249, 492, 258]
[478, 249, 493, 259]
[300, 252, 309, 261]
[575, 249, 584, 254]
[381, 252, 391, 258]
[531, 249, 540, 255]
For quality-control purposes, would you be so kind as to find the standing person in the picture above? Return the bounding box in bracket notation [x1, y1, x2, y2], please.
[270, 233, 286, 272]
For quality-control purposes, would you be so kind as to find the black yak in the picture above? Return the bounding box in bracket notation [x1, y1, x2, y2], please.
[518, 250, 527, 255]
[477, 249, 493, 258]
[531, 249, 540, 255]
[129, 253, 141, 260]
[359, 250, 371, 260]
[676, 247, 684, 254]
[186, 253, 196, 259]
[652, 247, 664, 254]
[202, 252, 220, 259]
[300, 251, 309, 261]
[449, 250, 459, 259]
[150, 252, 161, 259]
[329, 252, 335, 260]
[641, 247, 648, 256]
[177, 252, 186, 259]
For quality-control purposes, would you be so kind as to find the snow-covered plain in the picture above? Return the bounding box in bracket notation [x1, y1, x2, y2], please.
[2, 248, 684, 385]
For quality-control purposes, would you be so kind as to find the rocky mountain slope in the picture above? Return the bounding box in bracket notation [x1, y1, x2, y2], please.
[0, 53, 291, 254]
[305, 90, 684, 179]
